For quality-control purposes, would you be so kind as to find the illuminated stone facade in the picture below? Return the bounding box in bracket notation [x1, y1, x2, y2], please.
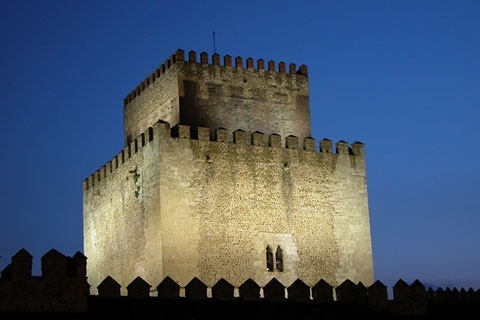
[83, 49, 374, 294]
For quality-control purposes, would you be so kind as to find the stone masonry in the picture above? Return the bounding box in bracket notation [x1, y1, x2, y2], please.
[83, 49, 374, 295]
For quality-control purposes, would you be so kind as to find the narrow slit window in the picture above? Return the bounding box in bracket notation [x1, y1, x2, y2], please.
[275, 245, 283, 272]
[266, 246, 274, 272]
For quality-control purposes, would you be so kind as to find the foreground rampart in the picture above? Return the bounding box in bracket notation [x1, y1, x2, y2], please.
[1, 249, 479, 319]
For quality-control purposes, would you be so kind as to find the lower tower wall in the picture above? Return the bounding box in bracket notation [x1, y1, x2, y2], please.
[83, 121, 373, 294]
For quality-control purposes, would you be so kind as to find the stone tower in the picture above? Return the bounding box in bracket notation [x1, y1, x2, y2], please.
[83, 49, 374, 294]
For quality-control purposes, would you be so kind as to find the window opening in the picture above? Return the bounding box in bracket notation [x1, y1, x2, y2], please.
[275, 246, 284, 272]
[266, 246, 274, 272]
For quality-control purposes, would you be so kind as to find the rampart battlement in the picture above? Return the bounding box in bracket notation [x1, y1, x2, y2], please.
[0, 249, 89, 312]
[83, 120, 364, 191]
[123, 49, 308, 107]
[92, 273, 480, 307]
[0, 249, 480, 319]
[2, 249, 480, 316]
[1, 248, 86, 281]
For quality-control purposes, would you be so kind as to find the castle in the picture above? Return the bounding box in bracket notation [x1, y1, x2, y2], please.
[2, 49, 480, 319]
[82, 49, 374, 295]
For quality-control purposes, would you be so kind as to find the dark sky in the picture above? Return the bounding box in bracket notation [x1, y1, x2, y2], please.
[1, 0, 479, 292]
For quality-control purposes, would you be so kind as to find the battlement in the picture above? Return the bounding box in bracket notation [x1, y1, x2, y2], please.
[0, 249, 89, 312]
[2, 250, 480, 317]
[92, 273, 480, 305]
[123, 49, 309, 107]
[83, 120, 364, 191]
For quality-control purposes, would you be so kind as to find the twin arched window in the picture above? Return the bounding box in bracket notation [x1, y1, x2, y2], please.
[266, 245, 283, 272]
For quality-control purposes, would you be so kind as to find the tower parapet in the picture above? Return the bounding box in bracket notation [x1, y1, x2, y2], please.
[83, 120, 364, 191]
[123, 49, 308, 106]
[122, 49, 311, 147]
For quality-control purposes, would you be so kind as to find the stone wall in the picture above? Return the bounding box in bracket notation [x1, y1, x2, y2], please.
[122, 50, 311, 147]
[2, 251, 479, 318]
[0, 249, 88, 312]
[83, 120, 373, 294]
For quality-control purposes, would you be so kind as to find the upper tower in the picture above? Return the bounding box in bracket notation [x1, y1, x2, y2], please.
[123, 49, 311, 146]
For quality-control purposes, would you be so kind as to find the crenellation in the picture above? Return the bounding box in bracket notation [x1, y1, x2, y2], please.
[112, 155, 118, 170]
[0, 249, 89, 312]
[233, 129, 247, 144]
[100, 165, 106, 180]
[175, 49, 185, 62]
[127, 277, 151, 298]
[224, 54, 232, 67]
[83, 120, 363, 191]
[269, 133, 282, 147]
[298, 65, 308, 75]
[172, 124, 191, 139]
[235, 56, 243, 68]
[351, 141, 365, 158]
[188, 50, 196, 62]
[289, 63, 296, 74]
[119, 149, 125, 165]
[11, 249, 32, 280]
[94, 170, 101, 184]
[268, 60, 275, 71]
[246, 58, 254, 69]
[335, 140, 350, 154]
[154, 119, 171, 137]
[200, 52, 208, 64]
[320, 139, 332, 153]
[84, 123, 158, 190]
[2, 249, 479, 316]
[304, 137, 316, 151]
[42, 249, 68, 279]
[97, 276, 121, 297]
[215, 127, 228, 142]
[125, 143, 131, 159]
[212, 53, 220, 65]
[335, 141, 349, 155]
[72, 252, 87, 278]
[285, 135, 299, 149]
[257, 59, 265, 70]
[197, 126, 210, 141]
[252, 131, 265, 146]
[123, 49, 309, 110]
[82, 178, 88, 191]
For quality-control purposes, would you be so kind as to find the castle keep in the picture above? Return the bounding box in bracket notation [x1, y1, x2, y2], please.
[82, 49, 374, 294]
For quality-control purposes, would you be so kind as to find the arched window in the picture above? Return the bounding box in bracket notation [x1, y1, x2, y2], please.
[275, 245, 284, 272]
[266, 246, 274, 272]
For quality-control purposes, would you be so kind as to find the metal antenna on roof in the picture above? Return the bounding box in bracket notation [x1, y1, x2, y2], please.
[213, 31, 216, 54]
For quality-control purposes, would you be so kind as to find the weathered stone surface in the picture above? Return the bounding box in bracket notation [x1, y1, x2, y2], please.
[83, 50, 374, 296]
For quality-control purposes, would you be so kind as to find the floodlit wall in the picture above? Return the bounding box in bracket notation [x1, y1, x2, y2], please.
[83, 120, 373, 293]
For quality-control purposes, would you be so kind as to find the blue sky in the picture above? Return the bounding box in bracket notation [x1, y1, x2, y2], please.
[0, 0, 479, 292]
